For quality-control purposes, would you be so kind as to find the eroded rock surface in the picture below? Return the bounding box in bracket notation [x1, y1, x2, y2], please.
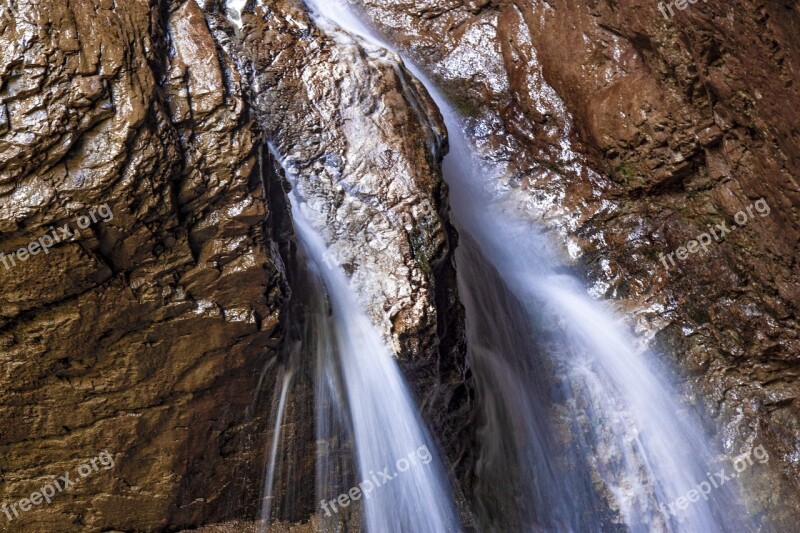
[4, 0, 797, 530]
[217, 0, 471, 497]
[0, 0, 471, 531]
[230, 0, 461, 365]
[352, 0, 800, 527]
[0, 0, 287, 530]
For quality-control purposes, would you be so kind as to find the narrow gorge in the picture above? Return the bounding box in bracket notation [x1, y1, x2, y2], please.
[0, 0, 798, 532]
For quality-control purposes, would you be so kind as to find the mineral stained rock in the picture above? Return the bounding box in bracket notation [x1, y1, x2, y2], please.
[0, 0, 288, 530]
[352, 0, 800, 527]
[0, 0, 469, 531]
[219, 0, 470, 495]
[3, 0, 798, 530]
[229, 0, 463, 367]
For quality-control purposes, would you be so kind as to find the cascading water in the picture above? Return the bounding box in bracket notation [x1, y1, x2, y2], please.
[440, 150, 751, 531]
[300, 2, 754, 532]
[260, 146, 461, 532]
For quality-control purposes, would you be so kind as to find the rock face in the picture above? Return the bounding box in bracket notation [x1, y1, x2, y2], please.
[352, 0, 800, 528]
[0, 0, 288, 530]
[229, 0, 464, 375]
[0, 0, 469, 531]
[220, 0, 470, 502]
[3, 0, 799, 530]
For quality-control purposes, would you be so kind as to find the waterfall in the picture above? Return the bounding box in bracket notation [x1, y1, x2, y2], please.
[261, 146, 461, 532]
[299, 2, 753, 532]
[437, 133, 750, 531]
[432, 54, 754, 533]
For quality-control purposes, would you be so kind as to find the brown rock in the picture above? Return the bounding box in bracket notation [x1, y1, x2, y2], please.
[353, 0, 800, 528]
[0, 0, 288, 530]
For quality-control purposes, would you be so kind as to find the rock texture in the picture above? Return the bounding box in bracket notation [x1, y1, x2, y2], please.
[4, 0, 798, 530]
[229, 0, 464, 372]
[219, 0, 471, 507]
[352, 0, 800, 528]
[0, 0, 470, 531]
[0, 0, 288, 530]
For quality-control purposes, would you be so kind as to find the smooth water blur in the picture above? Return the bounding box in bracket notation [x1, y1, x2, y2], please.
[258, 368, 295, 532]
[442, 128, 747, 532]
[300, 2, 751, 531]
[267, 147, 460, 532]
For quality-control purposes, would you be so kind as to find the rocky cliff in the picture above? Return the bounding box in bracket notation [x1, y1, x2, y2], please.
[0, 0, 290, 530]
[352, 0, 800, 528]
[0, 0, 468, 530]
[222, 0, 467, 425]
[1, 0, 798, 531]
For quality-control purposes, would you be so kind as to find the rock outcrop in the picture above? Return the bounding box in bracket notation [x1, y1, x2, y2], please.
[0, 0, 288, 530]
[227, 0, 464, 375]
[3, 0, 798, 530]
[352, 0, 800, 528]
[0, 0, 470, 530]
[217, 0, 470, 507]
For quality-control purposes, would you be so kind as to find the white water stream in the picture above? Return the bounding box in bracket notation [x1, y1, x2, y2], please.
[262, 146, 461, 531]
[298, 2, 751, 532]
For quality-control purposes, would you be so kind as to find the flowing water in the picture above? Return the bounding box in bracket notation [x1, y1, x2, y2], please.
[260, 145, 461, 532]
[297, 2, 752, 532]
[437, 121, 749, 531]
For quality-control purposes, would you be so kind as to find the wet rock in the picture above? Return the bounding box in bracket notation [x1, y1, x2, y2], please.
[228, 1, 452, 361]
[2, 0, 471, 530]
[352, 0, 800, 528]
[216, 0, 469, 493]
[7, 0, 795, 529]
[0, 0, 287, 531]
